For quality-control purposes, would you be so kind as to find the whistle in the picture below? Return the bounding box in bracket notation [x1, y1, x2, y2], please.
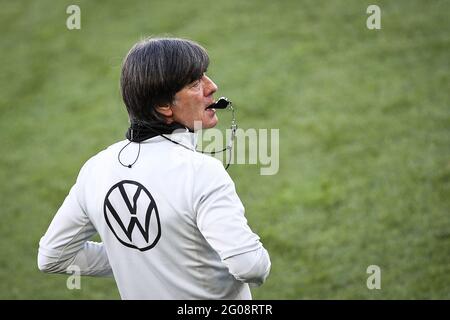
[206, 97, 231, 109]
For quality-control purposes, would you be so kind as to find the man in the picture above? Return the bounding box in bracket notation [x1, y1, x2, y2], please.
[38, 37, 271, 299]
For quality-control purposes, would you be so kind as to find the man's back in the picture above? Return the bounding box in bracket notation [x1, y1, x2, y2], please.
[39, 132, 266, 299]
[38, 37, 270, 299]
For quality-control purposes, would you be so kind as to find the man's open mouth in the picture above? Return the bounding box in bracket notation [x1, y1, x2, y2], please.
[206, 101, 216, 109]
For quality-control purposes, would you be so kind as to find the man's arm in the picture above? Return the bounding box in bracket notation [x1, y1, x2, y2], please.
[194, 158, 271, 286]
[223, 247, 271, 286]
[37, 160, 113, 277]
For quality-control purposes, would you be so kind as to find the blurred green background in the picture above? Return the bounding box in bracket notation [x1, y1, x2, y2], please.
[0, 0, 449, 299]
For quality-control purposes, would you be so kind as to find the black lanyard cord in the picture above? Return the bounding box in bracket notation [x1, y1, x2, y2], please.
[118, 140, 141, 168]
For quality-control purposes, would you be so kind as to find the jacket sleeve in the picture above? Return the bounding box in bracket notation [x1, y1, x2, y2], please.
[37, 159, 113, 277]
[223, 247, 271, 286]
[193, 158, 271, 285]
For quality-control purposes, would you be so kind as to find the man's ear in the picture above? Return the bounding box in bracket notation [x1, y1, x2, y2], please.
[156, 105, 174, 123]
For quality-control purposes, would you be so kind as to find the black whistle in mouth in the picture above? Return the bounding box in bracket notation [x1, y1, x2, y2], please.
[206, 97, 231, 109]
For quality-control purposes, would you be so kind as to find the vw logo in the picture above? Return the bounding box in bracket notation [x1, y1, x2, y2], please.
[103, 180, 161, 251]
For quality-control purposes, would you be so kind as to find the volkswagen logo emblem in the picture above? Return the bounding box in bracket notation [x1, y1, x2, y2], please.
[104, 180, 161, 251]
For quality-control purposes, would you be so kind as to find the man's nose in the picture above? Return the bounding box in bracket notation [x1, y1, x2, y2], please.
[203, 75, 218, 96]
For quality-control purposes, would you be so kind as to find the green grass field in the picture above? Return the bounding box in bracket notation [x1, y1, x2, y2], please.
[0, 0, 449, 299]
